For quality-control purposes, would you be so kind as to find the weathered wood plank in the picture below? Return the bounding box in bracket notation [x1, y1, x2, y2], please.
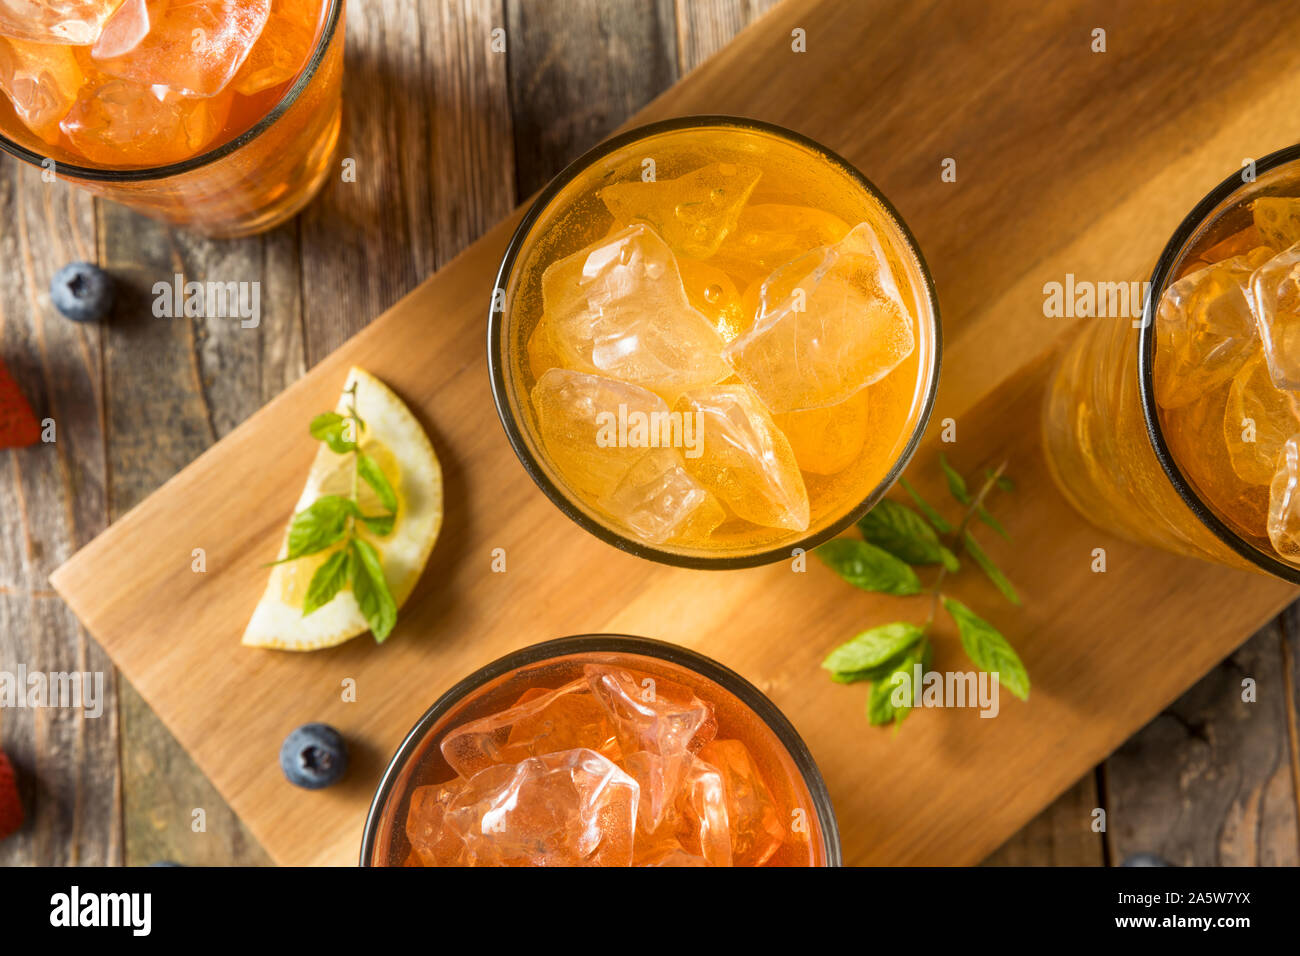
[97, 203, 284, 866]
[1102, 622, 1300, 865]
[1284, 604, 1300, 839]
[100, 0, 515, 865]
[983, 774, 1105, 866]
[299, 0, 516, 363]
[674, 0, 780, 71]
[427, 0, 518, 263]
[504, 0, 678, 197]
[0, 159, 120, 866]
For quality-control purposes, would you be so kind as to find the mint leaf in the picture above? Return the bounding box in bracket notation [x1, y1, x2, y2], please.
[858, 500, 958, 570]
[357, 452, 398, 514]
[986, 469, 1015, 493]
[867, 676, 901, 726]
[823, 622, 924, 678]
[963, 532, 1020, 605]
[303, 549, 350, 617]
[816, 539, 922, 596]
[831, 662, 905, 684]
[310, 412, 356, 454]
[283, 495, 355, 561]
[867, 643, 924, 727]
[942, 597, 1029, 701]
[939, 454, 969, 504]
[309, 411, 343, 437]
[351, 538, 397, 642]
[977, 507, 1010, 539]
[898, 476, 953, 534]
[360, 513, 395, 537]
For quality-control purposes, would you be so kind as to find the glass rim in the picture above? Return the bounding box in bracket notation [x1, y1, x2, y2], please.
[486, 113, 943, 570]
[0, 0, 343, 183]
[358, 633, 843, 867]
[1138, 141, 1300, 584]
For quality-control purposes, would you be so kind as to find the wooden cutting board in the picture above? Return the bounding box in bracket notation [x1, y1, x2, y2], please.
[50, 0, 1300, 866]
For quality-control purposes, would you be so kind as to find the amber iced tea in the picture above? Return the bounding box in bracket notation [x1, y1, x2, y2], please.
[1043, 151, 1300, 576]
[491, 119, 939, 565]
[363, 641, 837, 867]
[0, 0, 342, 235]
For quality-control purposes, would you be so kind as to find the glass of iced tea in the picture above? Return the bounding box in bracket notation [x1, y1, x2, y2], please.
[1043, 144, 1300, 581]
[361, 635, 841, 867]
[488, 116, 941, 568]
[0, 0, 343, 237]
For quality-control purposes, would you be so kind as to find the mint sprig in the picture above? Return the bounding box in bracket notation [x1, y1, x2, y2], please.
[272, 384, 401, 642]
[898, 476, 952, 534]
[818, 457, 1028, 728]
[822, 622, 924, 681]
[858, 499, 959, 570]
[943, 597, 1028, 701]
[815, 539, 922, 596]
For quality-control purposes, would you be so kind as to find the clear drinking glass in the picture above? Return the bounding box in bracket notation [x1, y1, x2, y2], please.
[361, 634, 842, 867]
[0, 0, 344, 237]
[488, 116, 941, 569]
[1042, 144, 1300, 582]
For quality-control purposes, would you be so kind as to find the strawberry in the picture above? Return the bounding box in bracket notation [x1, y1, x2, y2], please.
[0, 357, 41, 450]
[0, 751, 22, 841]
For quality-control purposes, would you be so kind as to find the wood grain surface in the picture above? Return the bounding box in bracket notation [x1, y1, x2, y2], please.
[4, 0, 1300, 867]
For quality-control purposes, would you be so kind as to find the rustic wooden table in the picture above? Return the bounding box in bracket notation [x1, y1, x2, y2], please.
[1, 0, 1297, 867]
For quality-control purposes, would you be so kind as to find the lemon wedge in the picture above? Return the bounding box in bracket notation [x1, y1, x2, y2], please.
[242, 368, 443, 651]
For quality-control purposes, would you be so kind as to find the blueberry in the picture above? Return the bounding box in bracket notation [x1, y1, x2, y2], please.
[1121, 852, 1171, 867]
[279, 723, 348, 790]
[50, 262, 114, 323]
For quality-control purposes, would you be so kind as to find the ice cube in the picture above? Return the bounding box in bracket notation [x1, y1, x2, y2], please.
[541, 224, 731, 400]
[585, 663, 717, 758]
[627, 754, 733, 867]
[723, 222, 915, 414]
[1269, 436, 1300, 564]
[531, 367, 669, 500]
[639, 848, 711, 867]
[1161, 381, 1268, 534]
[598, 162, 761, 259]
[1252, 197, 1300, 250]
[1248, 242, 1300, 390]
[671, 492, 728, 544]
[526, 314, 563, 381]
[596, 449, 725, 545]
[709, 203, 852, 288]
[92, 0, 271, 97]
[697, 738, 786, 867]
[676, 755, 732, 867]
[1203, 225, 1267, 262]
[623, 749, 692, 834]
[674, 385, 810, 532]
[1153, 247, 1273, 409]
[0, 37, 84, 143]
[1223, 354, 1300, 486]
[0, 0, 124, 45]
[508, 687, 552, 707]
[440, 748, 639, 867]
[90, 0, 147, 59]
[232, 0, 318, 95]
[439, 678, 620, 779]
[772, 387, 870, 476]
[60, 78, 229, 166]
[405, 781, 468, 866]
[677, 257, 747, 342]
